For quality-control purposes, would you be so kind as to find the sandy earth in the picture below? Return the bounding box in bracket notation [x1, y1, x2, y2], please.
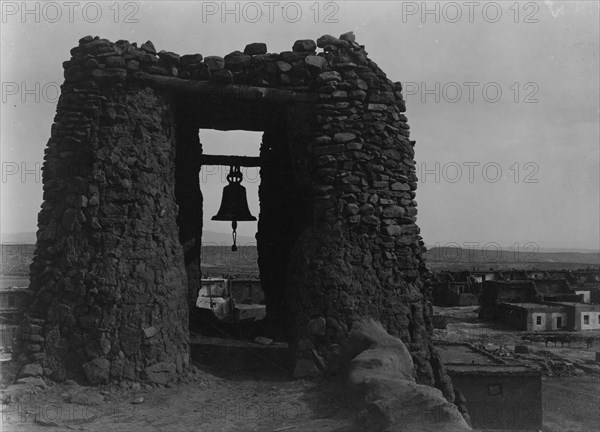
[543, 376, 600, 432]
[1, 365, 358, 432]
[2, 307, 599, 432]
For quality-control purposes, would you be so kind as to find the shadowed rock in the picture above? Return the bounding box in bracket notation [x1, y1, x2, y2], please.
[342, 319, 471, 432]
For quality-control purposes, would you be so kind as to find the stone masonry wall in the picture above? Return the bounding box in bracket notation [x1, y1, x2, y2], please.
[280, 34, 450, 396]
[21, 33, 453, 399]
[21, 37, 189, 384]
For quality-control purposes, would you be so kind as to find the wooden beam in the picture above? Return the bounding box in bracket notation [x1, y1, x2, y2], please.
[200, 154, 261, 167]
[131, 72, 317, 103]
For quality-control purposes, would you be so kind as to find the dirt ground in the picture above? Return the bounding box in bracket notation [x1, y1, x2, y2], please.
[2, 307, 599, 432]
[543, 376, 600, 432]
[1, 362, 357, 432]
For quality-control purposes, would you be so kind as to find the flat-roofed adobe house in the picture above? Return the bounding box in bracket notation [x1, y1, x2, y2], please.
[496, 301, 600, 331]
[526, 270, 549, 280]
[479, 280, 537, 319]
[534, 278, 581, 302]
[545, 302, 600, 331]
[496, 303, 568, 331]
[0, 287, 29, 323]
[436, 342, 542, 431]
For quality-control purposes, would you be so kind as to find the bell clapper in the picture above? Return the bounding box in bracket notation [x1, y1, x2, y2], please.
[231, 220, 238, 252]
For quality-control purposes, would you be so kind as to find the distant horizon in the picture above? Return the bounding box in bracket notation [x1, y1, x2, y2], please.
[1, 230, 598, 254]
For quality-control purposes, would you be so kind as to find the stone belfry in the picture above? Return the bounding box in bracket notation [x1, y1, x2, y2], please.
[19, 32, 452, 401]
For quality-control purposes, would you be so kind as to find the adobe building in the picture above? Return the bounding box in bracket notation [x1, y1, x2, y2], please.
[533, 278, 576, 302]
[0, 287, 29, 324]
[544, 302, 600, 331]
[479, 280, 538, 319]
[436, 343, 542, 431]
[0, 287, 29, 351]
[433, 281, 478, 307]
[496, 301, 600, 332]
[16, 32, 456, 401]
[496, 303, 568, 332]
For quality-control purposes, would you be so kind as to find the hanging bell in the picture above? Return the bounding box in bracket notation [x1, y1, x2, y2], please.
[212, 166, 256, 222]
[212, 166, 256, 251]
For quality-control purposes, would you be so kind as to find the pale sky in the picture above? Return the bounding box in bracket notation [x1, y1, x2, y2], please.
[1, 1, 599, 251]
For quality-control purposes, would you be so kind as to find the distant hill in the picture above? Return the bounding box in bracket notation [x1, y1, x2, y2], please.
[2, 235, 598, 276]
[425, 247, 599, 264]
[424, 246, 599, 271]
[1, 232, 36, 244]
[0, 230, 255, 246]
[200, 230, 255, 246]
[201, 245, 259, 277]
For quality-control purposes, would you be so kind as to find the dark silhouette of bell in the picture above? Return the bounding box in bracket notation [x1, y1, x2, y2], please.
[212, 166, 256, 222]
[212, 182, 256, 222]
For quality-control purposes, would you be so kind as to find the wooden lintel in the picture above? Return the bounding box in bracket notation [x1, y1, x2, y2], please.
[132, 72, 317, 103]
[200, 154, 261, 167]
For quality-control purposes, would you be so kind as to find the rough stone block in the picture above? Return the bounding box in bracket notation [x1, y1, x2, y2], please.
[367, 103, 388, 111]
[224, 51, 251, 68]
[316, 35, 349, 49]
[344, 203, 359, 216]
[90, 68, 127, 82]
[203, 56, 224, 71]
[292, 39, 316, 52]
[211, 69, 233, 84]
[383, 225, 402, 236]
[318, 71, 342, 83]
[140, 40, 156, 54]
[105, 56, 125, 68]
[82, 358, 110, 384]
[143, 326, 157, 338]
[110, 359, 124, 378]
[391, 182, 410, 191]
[333, 132, 356, 143]
[244, 42, 267, 56]
[144, 362, 176, 385]
[339, 31, 356, 43]
[293, 359, 320, 378]
[305, 55, 327, 70]
[180, 54, 203, 66]
[19, 363, 43, 378]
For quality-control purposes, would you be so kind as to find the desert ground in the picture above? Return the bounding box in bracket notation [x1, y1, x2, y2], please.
[2, 344, 357, 432]
[1, 308, 599, 432]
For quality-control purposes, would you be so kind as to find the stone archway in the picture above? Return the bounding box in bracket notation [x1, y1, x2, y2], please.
[19, 33, 453, 400]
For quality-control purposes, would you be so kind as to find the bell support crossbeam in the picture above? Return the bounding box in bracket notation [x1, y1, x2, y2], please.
[200, 154, 261, 167]
[133, 72, 318, 103]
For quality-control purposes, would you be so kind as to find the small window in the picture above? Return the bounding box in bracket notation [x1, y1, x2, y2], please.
[583, 315, 590, 325]
[556, 317, 562, 328]
[536, 316, 542, 325]
[488, 384, 503, 396]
